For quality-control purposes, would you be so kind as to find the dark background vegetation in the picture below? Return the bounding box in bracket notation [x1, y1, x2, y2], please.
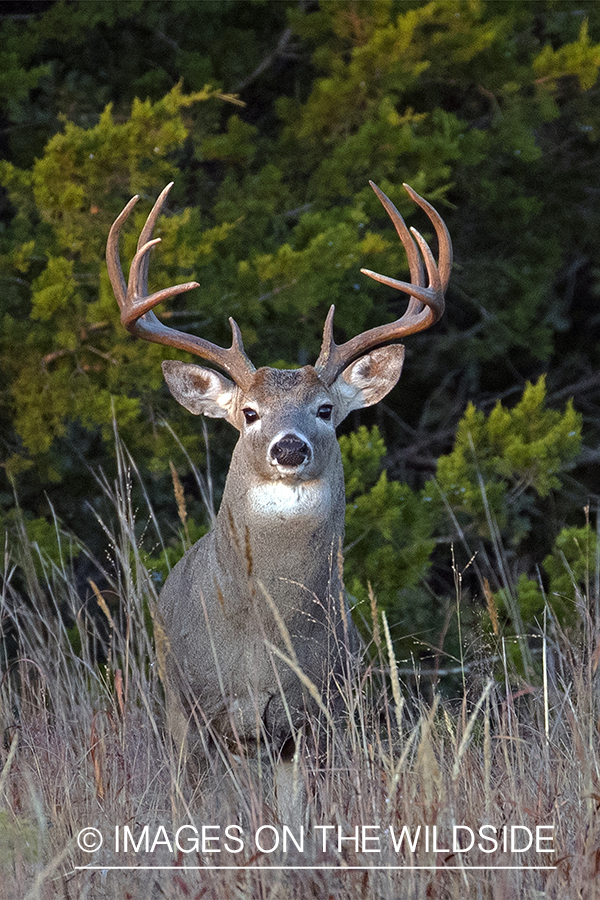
[1, 0, 599, 667]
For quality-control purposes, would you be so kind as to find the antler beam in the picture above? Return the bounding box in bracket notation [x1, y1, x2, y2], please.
[314, 182, 452, 386]
[106, 182, 256, 390]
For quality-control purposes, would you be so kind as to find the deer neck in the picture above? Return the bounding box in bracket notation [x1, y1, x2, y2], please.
[214, 443, 345, 595]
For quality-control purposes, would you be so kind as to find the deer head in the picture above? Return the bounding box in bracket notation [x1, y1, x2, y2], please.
[107, 182, 451, 494]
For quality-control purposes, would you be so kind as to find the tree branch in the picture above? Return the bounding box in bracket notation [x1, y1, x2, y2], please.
[235, 27, 295, 92]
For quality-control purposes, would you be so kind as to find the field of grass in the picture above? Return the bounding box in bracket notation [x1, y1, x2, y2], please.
[1, 451, 598, 899]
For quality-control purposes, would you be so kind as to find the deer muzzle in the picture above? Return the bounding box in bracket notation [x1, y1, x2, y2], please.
[269, 433, 311, 469]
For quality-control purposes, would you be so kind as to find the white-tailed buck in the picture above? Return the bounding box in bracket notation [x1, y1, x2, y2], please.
[107, 180, 452, 818]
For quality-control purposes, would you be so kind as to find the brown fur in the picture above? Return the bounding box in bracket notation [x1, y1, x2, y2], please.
[158, 349, 405, 817]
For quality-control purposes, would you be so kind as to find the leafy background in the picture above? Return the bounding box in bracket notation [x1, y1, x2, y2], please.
[1, 0, 599, 672]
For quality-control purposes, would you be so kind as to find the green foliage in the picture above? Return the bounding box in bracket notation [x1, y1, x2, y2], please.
[339, 424, 387, 498]
[139, 517, 209, 589]
[0, 0, 598, 671]
[495, 524, 599, 633]
[345, 468, 436, 611]
[0, 505, 82, 582]
[340, 426, 436, 652]
[0, 81, 240, 494]
[22, 514, 81, 572]
[534, 19, 600, 92]
[544, 523, 598, 608]
[337, 380, 584, 657]
[435, 377, 581, 543]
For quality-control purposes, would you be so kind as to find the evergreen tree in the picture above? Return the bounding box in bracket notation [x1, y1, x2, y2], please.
[1, 0, 599, 661]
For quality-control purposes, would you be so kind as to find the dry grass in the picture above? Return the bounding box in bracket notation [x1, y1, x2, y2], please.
[1, 454, 599, 899]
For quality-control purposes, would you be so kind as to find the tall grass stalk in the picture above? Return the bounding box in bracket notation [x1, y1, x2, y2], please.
[0, 441, 598, 898]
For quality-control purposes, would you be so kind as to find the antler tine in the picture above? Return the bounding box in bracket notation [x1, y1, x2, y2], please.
[402, 182, 452, 292]
[314, 182, 452, 385]
[106, 194, 139, 310]
[106, 186, 256, 390]
[136, 181, 174, 302]
[369, 180, 425, 320]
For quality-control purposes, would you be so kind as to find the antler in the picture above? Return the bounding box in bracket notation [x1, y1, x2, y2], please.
[314, 181, 452, 386]
[106, 183, 256, 390]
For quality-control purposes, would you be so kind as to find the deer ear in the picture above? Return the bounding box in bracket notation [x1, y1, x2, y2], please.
[332, 345, 405, 422]
[162, 361, 237, 420]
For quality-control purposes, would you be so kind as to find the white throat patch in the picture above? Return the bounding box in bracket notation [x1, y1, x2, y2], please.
[247, 480, 332, 520]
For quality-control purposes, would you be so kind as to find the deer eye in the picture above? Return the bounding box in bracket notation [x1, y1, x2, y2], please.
[317, 404, 333, 421]
[242, 408, 259, 424]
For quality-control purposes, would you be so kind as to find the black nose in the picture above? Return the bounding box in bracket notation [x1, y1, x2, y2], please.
[270, 434, 310, 467]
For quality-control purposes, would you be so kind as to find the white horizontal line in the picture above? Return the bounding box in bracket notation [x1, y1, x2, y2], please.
[76, 865, 557, 871]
